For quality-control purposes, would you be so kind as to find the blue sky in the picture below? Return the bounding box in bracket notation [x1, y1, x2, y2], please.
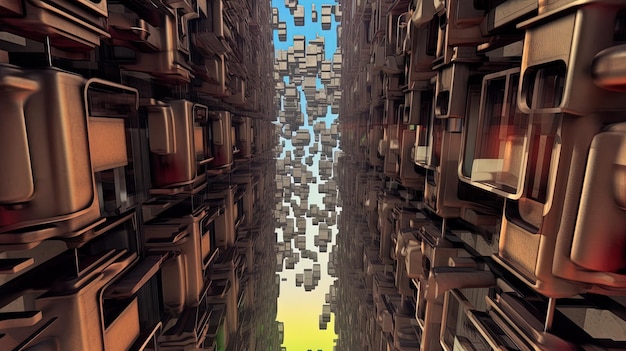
[273, 0, 338, 59]
[272, 1, 342, 350]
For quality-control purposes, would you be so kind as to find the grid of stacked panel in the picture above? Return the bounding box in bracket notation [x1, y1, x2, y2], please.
[336, 0, 626, 350]
[0, 1, 279, 351]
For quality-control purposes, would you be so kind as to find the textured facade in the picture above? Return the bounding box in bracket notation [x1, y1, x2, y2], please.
[335, 0, 626, 350]
[0, 1, 280, 350]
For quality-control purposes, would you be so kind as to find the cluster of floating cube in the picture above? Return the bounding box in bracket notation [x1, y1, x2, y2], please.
[272, 2, 342, 35]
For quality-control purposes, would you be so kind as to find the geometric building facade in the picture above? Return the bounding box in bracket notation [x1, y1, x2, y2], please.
[0, 1, 280, 350]
[335, 0, 626, 350]
[3, 0, 626, 350]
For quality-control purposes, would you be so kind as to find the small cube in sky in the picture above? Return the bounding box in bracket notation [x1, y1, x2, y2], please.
[312, 4, 318, 22]
[294, 5, 304, 26]
[278, 21, 287, 41]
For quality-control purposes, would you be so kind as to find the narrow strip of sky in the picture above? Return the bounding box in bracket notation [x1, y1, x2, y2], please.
[272, 1, 342, 350]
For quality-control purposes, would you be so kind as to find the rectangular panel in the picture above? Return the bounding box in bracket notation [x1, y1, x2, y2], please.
[104, 298, 139, 351]
[89, 117, 128, 172]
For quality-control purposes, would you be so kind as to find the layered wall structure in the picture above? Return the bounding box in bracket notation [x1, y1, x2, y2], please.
[0, 1, 280, 350]
[334, 0, 626, 350]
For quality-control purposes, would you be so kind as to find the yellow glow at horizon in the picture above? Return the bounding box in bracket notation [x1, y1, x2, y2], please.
[277, 276, 336, 350]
